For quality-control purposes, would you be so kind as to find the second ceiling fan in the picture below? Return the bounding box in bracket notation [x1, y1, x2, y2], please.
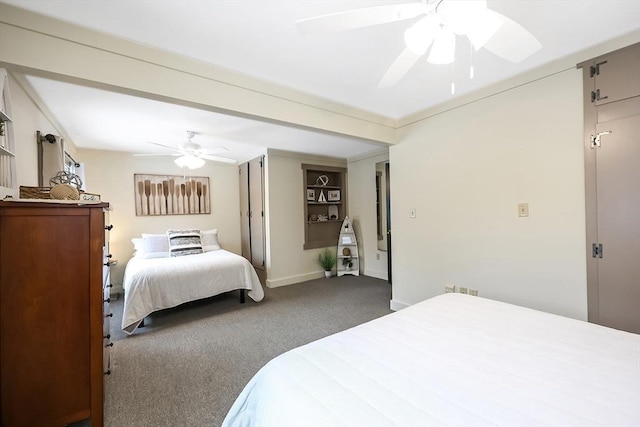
[135, 131, 236, 169]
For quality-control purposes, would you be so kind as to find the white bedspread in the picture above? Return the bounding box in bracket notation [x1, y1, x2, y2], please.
[122, 250, 263, 334]
[223, 293, 640, 426]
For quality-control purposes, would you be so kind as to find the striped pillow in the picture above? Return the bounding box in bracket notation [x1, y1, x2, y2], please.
[167, 229, 203, 257]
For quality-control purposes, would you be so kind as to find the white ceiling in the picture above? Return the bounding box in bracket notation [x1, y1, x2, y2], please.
[4, 0, 640, 163]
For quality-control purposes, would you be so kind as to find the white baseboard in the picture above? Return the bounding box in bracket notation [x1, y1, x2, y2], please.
[390, 299, 410, 311]
[266, 271, 325, 288]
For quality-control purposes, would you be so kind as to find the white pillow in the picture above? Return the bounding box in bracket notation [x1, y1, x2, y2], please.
[139, 252, 170, 259]
[131, 238, 144, 254]
[141, 233, 170, 253]
[201, 229, 221, 251]
[167, 229, 203, 257]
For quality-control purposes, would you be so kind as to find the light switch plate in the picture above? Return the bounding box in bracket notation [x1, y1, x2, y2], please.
[518, 203, 529, 217]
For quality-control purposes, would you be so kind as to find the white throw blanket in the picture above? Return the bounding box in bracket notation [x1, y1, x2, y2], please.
[122, 250, 264, 334]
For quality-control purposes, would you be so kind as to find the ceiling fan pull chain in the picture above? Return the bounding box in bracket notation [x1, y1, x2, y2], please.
[451, 62, 455, 95]
[469, 42, 475, 80]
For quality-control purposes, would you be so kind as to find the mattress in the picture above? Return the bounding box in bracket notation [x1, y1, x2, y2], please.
[122, 249, 264, 334]
[223, 293, 640, 426]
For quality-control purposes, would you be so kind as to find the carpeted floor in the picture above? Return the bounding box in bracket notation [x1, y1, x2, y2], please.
[102, 274, 392, 427]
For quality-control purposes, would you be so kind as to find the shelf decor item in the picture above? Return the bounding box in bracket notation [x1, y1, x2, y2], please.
[328, 204, 338, 220]
[316, 175, 329, 186]
[328, 190, 340, 201]
[306, 189, 315, 201]
[317, 190, 327, 203]
[337, 216, 359, 277]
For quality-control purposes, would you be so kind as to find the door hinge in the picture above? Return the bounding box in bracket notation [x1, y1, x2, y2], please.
[590, 89, 609, 103]
[590, 130, 612, 149]
[592, 243, 603, 258]
[590, 60, 607, 78]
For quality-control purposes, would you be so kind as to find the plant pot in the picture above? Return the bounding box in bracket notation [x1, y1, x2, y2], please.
[324, 270, 332, 278]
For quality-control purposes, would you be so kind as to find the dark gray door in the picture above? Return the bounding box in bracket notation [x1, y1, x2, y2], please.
[582, 42, 640, 333]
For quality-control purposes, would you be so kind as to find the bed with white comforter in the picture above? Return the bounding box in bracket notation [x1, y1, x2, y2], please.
[223, 293, 640, 426]
[122, 250, 264, 334]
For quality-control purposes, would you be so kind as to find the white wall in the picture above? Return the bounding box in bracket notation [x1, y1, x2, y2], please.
[390, 68, 588, 320]
[79, 149, 241, 292]
[264, 150, 346, 287]
[347, 150, 389, 280]
[6, 73, 58, 192]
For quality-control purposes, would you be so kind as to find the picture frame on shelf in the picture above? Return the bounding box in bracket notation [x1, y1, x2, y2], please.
[306, 189, 315, 201]
[80, 192, 101, 201]
[327, 190, 340, 201]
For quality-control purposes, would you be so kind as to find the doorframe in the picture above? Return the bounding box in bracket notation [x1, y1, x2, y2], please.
[385, 162, 392, 284]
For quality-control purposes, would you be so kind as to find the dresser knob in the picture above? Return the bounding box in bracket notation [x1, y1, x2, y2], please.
[104, 370, 111, 376]
[104, 261, 112, 267]
[104, 298, 111, 303]
[104, 334, 111, 339]
[105, 342, 113, 348]
[107, 283, 113, 288]
[105, 225, 113, 231]
[105, 313, 113, 318]
[106, 254, 113, 259]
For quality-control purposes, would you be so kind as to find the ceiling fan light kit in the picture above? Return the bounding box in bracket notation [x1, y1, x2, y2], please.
[175, 154, 206, 170]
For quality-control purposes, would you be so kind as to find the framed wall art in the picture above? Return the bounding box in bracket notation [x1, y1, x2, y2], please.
[134, 174, 210, 216]
[327, 190, 340, 201]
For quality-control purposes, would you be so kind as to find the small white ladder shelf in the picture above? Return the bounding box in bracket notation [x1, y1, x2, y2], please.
[337, 216, 359, 277]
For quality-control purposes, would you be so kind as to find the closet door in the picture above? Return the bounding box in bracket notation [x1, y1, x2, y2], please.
[239, 163, 251, 260]
[582, 42, 640, 333]
[248, 157, 264, 269]
[594, 116, 640, 332]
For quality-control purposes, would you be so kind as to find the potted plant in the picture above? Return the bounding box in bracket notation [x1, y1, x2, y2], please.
[317, 249, 336, 278]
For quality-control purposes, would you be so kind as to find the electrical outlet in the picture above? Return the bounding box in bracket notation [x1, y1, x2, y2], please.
[459, 287, 468, 294]
[445, 284, 455, 293]
[469, 289, 478, 297]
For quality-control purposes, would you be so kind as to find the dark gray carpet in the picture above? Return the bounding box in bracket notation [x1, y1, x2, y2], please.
[103, 275, 392, 427]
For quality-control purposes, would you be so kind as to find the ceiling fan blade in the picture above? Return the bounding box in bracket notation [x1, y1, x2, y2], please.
[200, 146, 229, 155]
[482, 9, 542, 63]
[147, 141, 184, 153]
[378, 47, 424, 88]
[133, 153, 180, 157]
[296, 3, 429, 33]
[199, 154, 237, 164]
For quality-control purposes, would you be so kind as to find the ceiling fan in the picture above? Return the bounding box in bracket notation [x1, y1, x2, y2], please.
[134, 131, 236, 168]
[296, 0, 542, 88]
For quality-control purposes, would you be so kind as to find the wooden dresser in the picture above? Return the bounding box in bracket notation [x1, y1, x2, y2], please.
[0, 200, 112, 426]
